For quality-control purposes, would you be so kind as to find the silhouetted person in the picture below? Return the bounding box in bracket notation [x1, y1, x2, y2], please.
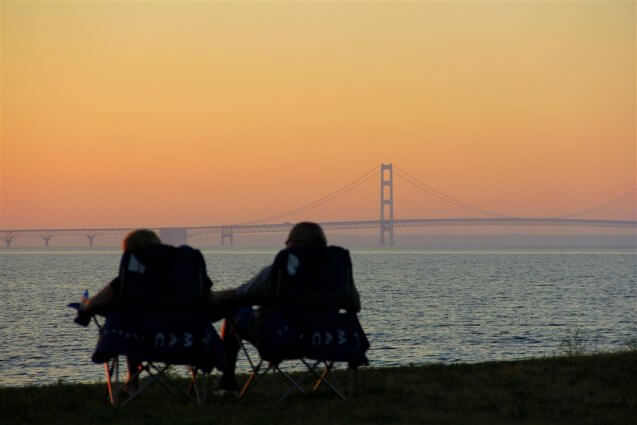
[78, 229, 217, 393]
[213, 222, 361, 394]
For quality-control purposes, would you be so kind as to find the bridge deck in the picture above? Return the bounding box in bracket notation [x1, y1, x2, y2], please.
[1, 218, 635, 240]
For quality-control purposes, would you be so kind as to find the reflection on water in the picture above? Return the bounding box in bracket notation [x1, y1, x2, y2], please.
[0, 248, 635, 386]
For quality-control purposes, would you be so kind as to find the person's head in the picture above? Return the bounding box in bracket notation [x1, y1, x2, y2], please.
[285, 222, 327, 248]
[122, 229, 161, 251]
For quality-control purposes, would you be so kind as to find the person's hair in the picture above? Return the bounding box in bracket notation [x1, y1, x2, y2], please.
[285, 222, 327, 248]
[123, 229, 161, 251]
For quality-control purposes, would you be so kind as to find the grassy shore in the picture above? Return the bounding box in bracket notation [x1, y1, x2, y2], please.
[1, 351, 636, 425]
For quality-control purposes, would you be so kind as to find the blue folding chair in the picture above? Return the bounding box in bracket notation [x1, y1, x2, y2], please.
[71, 245, 224, 406]
[238, 246, 369, 401]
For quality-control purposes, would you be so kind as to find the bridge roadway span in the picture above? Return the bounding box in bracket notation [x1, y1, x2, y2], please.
[1, 218, 635, 244]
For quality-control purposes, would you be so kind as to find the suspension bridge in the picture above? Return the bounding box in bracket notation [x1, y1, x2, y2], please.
[1, 164, 635, 247]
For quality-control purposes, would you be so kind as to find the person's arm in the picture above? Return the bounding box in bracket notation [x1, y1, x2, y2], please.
[213, 289, 236, 303]
[206, 288, 229, 322]
[209, 267, 272, 319]
[83, 282, 117, 315]
[210, 288, 240, 314]
[234, 265, 274, 306]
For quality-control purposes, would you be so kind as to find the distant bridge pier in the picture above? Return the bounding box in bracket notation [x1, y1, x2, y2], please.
[380, 163, 395, 245]
[4, 238, 12, 248]
[87, 235, 95, 248]
[43, 236, 51, 248]
[221, 226, 233, 247]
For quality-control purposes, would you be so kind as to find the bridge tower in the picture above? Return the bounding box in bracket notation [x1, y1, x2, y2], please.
[87, 235, 96, 248]
[221, 226, 234, 247]
[43, 236, 51, 248]
[380, 163, 394, 245]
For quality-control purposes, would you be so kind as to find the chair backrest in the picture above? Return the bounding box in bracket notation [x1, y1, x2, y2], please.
[272, 245, 355, 313]
[93, 244, 224, 371]
[258, 246, 368, 365]
[117, 244, 207, 314]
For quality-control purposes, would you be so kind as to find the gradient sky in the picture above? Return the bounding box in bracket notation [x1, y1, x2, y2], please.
[1, 0, 635, 229]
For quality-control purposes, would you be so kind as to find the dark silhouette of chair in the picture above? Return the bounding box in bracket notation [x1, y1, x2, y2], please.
[74, 245, 224, 406]
[238, 246, 369, 401]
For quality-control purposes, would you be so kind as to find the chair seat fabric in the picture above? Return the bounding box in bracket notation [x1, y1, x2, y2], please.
[257, 309, 369, 366]
[93, 311, 224, 372]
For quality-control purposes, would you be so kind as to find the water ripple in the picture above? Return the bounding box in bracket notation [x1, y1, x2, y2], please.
[0, 248, 635, 386]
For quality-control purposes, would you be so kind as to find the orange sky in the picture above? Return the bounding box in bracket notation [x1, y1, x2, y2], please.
[1, 0, 635, 229]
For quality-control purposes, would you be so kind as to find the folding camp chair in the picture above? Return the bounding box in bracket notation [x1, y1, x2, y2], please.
[71, 244, 224, 407]
[237, 246, 369, 401]
[85, 313, 215, 407]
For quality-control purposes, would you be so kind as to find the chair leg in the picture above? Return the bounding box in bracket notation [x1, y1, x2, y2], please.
[187, 367, 200, 404]
[105, 361, 207, 407]
[237, 333, 267, 399]
[276, 365, 308, 402]
[104, 357, 128, 406]
[302, 359, 346, 400]
[238, 335, 258, 370]
[104, 360, 116, 405]
[238, 372, 256, 399]
[189, 368, 213, 403]
[237, 357, 356, 401]
[150, 364, 198, 401]
[119, 364, 153, 407]
[311, 361, 333, 392]
[239, 359, 271, 399]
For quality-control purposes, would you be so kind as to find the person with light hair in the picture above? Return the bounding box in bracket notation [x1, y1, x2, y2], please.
[80, 229, 162, 314]
[77, 228, 217, 394]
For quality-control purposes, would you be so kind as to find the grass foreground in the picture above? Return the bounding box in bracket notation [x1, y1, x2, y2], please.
[1, 351, 636, 425]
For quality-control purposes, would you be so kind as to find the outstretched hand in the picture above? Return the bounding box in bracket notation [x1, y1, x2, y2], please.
[67, 303, 91, 327]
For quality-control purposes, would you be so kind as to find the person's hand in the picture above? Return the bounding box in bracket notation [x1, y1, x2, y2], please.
[68, 302, 92, 327]
[74, 311, 91, 327]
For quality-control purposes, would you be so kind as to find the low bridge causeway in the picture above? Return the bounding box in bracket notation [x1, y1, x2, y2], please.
[1, 218, 635, 248]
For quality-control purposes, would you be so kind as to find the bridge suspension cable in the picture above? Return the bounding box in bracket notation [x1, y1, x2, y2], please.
[237, 165, 380, 225]
[550, 188, 636, 219]
[395, 165, 636, 220]
[393, 165, 513, 218]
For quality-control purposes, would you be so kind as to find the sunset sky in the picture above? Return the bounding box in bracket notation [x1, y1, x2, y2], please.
[1, 0, 635, 229]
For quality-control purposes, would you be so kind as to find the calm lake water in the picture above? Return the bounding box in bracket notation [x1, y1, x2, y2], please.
[1, 248, 635, 386]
